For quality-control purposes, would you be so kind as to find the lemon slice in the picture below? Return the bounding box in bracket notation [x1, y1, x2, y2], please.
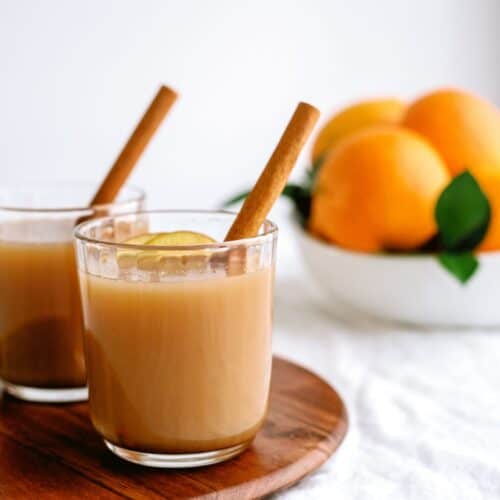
[116, 234, 155, 268]
[146, 231, 215, 246]
[145, 231, 216, 263]
[118, 231, 216, 271]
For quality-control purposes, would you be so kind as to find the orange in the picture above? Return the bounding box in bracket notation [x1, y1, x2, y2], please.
[402, 88, 500, 176]
[309, 126, 450, 252]
[472, 172, 500, 251]
[311, 98, 406, 164]
[402, 88, 500, 250]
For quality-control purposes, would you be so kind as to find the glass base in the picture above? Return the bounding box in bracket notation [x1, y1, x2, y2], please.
[3, 382, 88, 403]
[104, 439, 250, 468]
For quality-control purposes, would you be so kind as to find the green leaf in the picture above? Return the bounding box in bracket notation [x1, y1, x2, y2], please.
[438, 252, 478, 284]
[282, 183, 312, 221]
[435, 171, 490, 251]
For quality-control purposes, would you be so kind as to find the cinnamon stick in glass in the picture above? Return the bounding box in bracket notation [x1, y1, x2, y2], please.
[225, 102, 319, 241]
[91, 85, 178, 206]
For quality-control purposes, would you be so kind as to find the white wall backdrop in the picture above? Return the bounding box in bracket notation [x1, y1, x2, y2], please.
[1, 0, 499, 210]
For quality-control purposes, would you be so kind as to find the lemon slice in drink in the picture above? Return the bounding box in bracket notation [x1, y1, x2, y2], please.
[116, 233, 155, 268]
[121, 231, 215, 246]
[146, 231, 215, 246]
[118, 231, 216, 270]
[146, 231, 216, 262]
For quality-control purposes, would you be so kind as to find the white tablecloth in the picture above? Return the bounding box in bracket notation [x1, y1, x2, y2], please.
[272, 221, 500, 500]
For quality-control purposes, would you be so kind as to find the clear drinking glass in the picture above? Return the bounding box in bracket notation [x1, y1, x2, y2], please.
[74, 210, 277, 468]
[0, 182, 145, 403]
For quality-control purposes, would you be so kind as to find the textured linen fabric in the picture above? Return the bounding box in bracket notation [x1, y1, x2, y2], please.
[272, 224, 500, 500]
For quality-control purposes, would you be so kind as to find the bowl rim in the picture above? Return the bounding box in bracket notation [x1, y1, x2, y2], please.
[290, 211, 500, 262]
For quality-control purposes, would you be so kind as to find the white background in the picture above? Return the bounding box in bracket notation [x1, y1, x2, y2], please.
[1, 0, 500, 210]
[2, 2, 500, 499]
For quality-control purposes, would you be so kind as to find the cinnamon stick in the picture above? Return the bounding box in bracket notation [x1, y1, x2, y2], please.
[225, 102, 319, 241]
[90, 85, 178, 206]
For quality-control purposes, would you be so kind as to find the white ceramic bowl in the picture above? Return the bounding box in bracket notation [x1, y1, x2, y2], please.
[291, 216, 500, 327]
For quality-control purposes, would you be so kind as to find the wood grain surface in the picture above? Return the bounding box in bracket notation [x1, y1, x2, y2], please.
[0, 357, 348, 499]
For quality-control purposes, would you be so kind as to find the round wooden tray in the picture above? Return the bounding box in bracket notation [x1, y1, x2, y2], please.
[0, 357, 348, 499]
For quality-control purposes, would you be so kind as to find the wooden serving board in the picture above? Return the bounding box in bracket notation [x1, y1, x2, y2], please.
[0, 357, 347, 499]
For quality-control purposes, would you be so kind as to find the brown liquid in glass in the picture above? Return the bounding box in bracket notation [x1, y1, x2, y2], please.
[0, 240, 86, 387]
[79, 268, 273, 453]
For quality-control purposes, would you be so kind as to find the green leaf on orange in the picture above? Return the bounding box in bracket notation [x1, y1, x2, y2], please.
[435, 171, 490, 283]
[435, 171, 490, 250]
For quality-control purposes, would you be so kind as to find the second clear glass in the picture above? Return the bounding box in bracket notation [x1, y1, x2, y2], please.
[0, 182, 145, 403]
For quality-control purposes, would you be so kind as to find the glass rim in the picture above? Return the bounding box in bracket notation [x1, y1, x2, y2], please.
[74, 209, 279, 250]
[0, 182, 145, 214]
